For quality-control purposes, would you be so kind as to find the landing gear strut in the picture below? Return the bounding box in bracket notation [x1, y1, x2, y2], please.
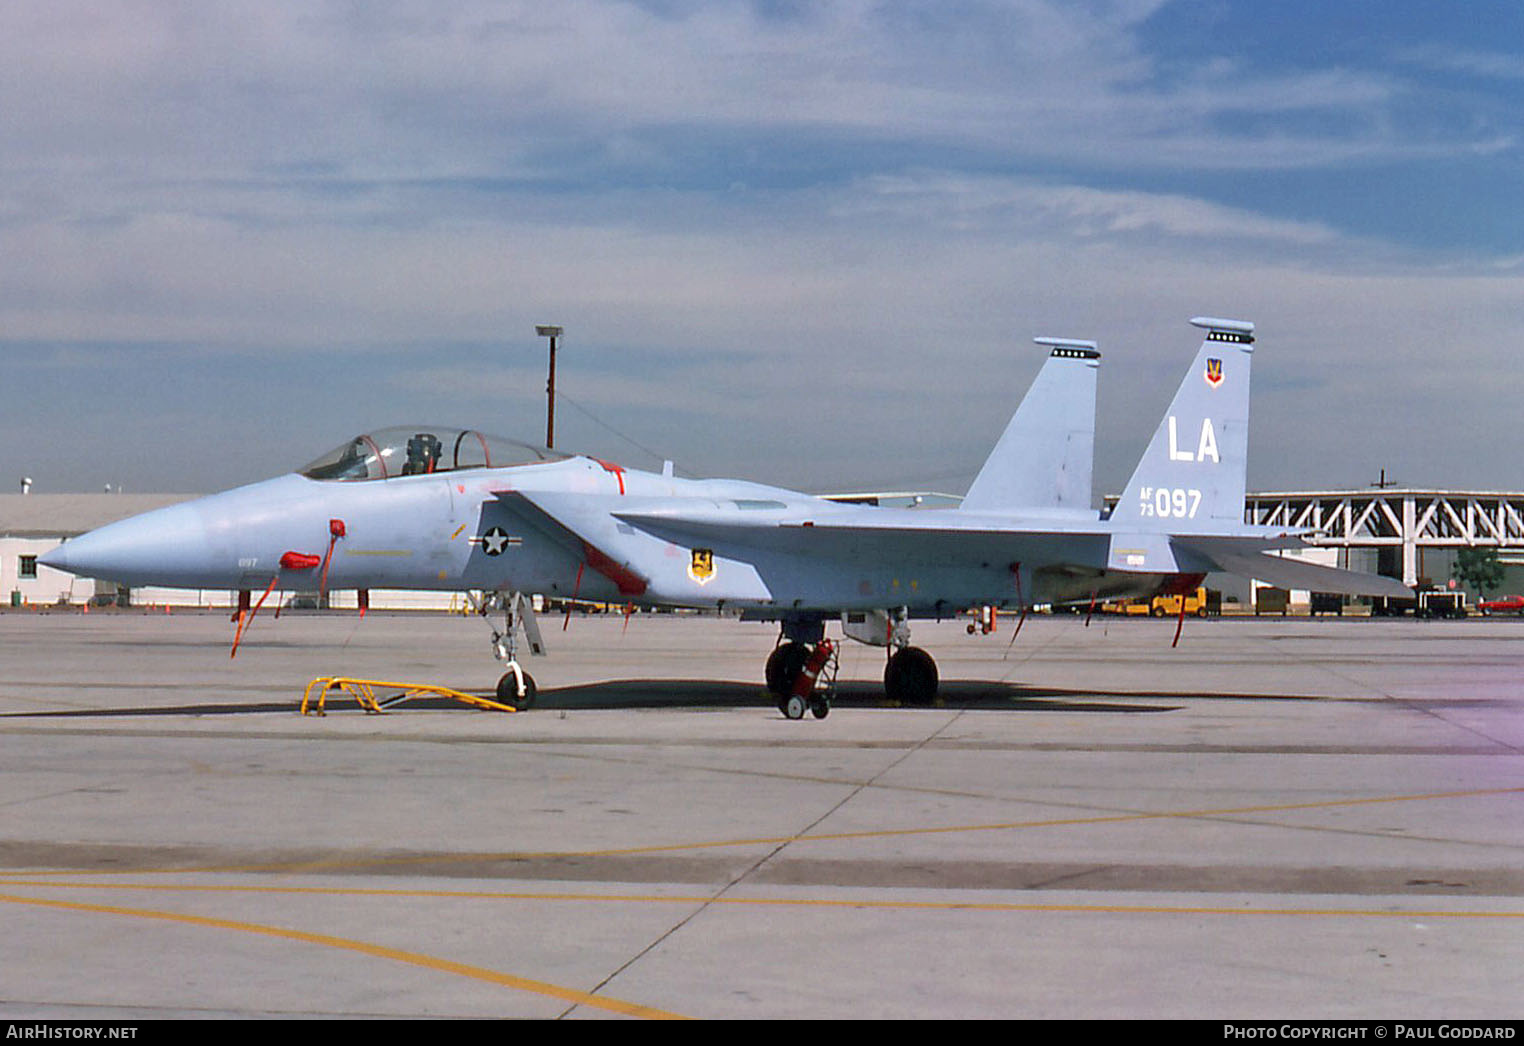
[472, 591, 545, 711]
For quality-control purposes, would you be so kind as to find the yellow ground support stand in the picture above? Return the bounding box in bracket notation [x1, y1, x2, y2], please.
[301, 676, 516, 715]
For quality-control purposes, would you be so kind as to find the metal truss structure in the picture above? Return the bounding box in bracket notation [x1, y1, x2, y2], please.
[1245, 490, 1524, 586]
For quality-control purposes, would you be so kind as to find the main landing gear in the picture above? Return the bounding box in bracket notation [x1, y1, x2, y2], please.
[766, 639, 836, 720]
[877, 609, 938, 706]
[883, 645, 938, 706]
[765, 619, 836, 720]
[471, 591, 545, 711]
[765, 612, 941, 716]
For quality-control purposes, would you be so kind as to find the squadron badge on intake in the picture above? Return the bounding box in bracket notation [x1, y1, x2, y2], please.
[688, 548, 716, 585]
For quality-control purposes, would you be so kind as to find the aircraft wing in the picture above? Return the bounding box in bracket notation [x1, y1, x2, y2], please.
[498, 488, 1404, 603]
[614, 506, 1110, 567]
[491, 490, 651, 596]
[616, 506, 1406, 596]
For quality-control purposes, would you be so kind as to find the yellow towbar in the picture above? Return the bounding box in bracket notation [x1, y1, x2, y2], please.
[301, 676, 516, 716]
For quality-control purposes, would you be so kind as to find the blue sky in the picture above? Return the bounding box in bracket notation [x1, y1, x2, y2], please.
[6, 1, 1524, 497]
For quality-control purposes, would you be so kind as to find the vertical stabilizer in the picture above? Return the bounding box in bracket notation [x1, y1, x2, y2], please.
[961, 338, 1099, 514]
[1109, 317, 1254, 532]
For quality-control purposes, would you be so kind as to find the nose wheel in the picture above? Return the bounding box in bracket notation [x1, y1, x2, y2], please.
[496, 665, 537, 710]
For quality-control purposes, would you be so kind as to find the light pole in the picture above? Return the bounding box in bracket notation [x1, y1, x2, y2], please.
[536, 325, 562, 448]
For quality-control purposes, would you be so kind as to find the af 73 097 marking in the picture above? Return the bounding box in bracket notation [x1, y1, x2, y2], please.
[1138, 487, 1203, 519]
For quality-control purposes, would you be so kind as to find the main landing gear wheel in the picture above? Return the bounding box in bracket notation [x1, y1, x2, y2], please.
[884, 646, 938, 706]
[769, 637, 835, 720]
[765, 642, 810, 696]
[496, 670, 537, 710]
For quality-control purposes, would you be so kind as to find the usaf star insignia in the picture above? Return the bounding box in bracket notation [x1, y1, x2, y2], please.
[478, 526, 518, 556]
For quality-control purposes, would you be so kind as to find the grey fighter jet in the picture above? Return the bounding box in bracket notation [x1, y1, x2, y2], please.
[42, 317, 1408, 718]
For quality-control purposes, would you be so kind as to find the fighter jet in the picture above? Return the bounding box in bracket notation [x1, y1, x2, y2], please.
[42, 317, 1407, 718]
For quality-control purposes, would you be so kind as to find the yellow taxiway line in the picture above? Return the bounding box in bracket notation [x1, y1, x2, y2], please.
[2, 880, 1520, 921]
[0, 891, 688, 1020]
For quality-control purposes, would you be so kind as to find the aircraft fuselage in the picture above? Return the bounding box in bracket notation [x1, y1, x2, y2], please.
[44, 455, 1138, 614]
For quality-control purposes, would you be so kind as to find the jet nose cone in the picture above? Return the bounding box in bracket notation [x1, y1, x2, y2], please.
[37, 544, 69, 572]
[42, 502, 221, 586]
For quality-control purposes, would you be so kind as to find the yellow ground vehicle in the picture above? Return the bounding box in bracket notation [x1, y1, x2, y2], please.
[1103, 586, 1210, 618]
[1150, 586, 1209, 618]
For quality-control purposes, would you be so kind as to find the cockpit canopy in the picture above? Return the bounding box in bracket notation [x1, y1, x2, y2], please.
[301, 426, 569, 482]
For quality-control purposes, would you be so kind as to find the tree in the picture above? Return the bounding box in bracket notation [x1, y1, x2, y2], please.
[1455, 546, 1505, 601]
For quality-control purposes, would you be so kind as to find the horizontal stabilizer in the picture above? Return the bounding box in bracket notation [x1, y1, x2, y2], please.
[1177, 538, 1411, 598]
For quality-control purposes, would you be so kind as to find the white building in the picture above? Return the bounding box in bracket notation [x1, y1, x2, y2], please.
[1, 494, 191, 607]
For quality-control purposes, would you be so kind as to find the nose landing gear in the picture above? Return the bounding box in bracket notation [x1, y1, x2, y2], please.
[472, 590, 544, 710]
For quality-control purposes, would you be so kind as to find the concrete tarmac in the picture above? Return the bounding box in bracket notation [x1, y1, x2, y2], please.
[0, 609, 1520, 1019]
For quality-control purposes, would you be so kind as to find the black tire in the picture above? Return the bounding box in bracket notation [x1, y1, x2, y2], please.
[765, 642, 810, 695]
[496, 670, 536, 710]
[884, 646, 938, 705]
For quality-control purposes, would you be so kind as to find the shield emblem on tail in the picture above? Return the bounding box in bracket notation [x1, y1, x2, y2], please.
[1204, 357, 1224, 388]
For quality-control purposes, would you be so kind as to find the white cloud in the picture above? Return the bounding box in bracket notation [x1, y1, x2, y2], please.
[1397, 44, 1524, 82]
[0, 0, 1487, 211]
[4, 2, 1524, 493]
[845, 173, 1341, 245]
